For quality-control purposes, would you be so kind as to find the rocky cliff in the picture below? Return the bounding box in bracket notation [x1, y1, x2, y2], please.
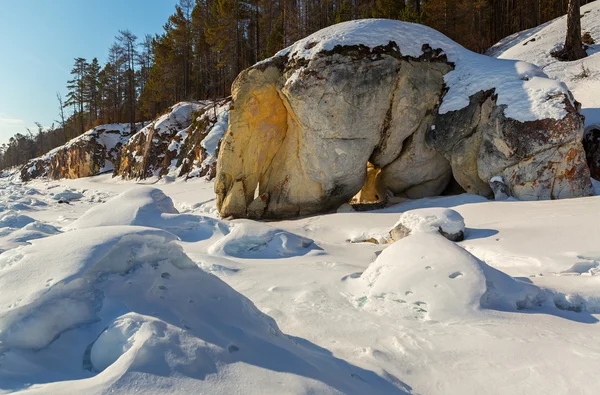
[20, 99, 230, 182]
[215, 19, 593, 219]
[115, 100, 230, 180]
[21, 124, 135, 181]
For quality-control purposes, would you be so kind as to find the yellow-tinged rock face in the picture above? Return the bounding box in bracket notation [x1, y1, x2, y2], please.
[351, 163, 386, 205]
[216, 50, 454, 219]
[216, 40, 592, 219]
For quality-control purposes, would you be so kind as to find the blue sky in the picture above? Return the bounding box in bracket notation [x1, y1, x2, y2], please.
[0, 0, 178, 144]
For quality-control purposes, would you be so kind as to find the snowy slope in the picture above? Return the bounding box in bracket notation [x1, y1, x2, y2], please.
[489, 1, 600, 129]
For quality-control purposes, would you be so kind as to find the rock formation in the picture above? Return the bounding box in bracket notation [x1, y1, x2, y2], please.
[116, 100, 230, 180]
[20, 100, 230, 182]
[21, 124, 134, 181]
[215, 19, 593, 219]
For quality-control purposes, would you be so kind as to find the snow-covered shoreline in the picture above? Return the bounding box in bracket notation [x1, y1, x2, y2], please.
[0, 172, 599, 394]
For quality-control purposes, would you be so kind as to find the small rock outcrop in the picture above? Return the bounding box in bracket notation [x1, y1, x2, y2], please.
[21, 124, 134, 181]
[115, 100, 230, 180]
[21, 100, 230, 182]
[216, 19, 593, 219]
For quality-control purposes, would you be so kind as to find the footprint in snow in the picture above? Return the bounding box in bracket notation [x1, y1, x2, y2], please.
[449, 271, 463, 279]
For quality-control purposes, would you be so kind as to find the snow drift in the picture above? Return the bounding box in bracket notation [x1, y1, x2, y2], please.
[0, 225, 405, 394]
[68, 186, 228, 242]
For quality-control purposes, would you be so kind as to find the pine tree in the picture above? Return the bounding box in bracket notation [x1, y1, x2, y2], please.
[65, 57, 88, 136]
[84, 58, 101, 123]
[116, 30, 138, 132]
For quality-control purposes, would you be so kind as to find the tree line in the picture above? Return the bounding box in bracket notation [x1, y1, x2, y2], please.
[1, 0, 595, 171]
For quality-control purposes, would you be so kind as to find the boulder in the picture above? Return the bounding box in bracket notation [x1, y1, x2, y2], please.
[389, 208, 465, 242]
[489, 176, 511, 201]
[215, 19, 593, 219]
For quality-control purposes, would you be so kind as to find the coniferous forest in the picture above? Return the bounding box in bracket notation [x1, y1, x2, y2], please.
[0, 0, 595, 170]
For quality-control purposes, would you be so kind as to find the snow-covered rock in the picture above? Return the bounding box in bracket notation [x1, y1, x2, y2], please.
[389, 208, 465, 242]
[20, 100, 231, 183]
[489, 1, 600, 181]
[52, 189, 84, 202]
[489, 175, 511, 200]
[116, 100, 231, 180]
[176, 98, 231, 180]
[354, 232, 551, 321]
[20, 124, 135, 181]
[216, 19, 592, 219]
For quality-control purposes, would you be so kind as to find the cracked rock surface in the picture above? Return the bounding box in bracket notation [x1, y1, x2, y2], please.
[216, 22, 593, 219]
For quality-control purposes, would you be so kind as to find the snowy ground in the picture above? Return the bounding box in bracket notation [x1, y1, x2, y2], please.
[1, 172, 600, 394]
[3, 4, 600, 393]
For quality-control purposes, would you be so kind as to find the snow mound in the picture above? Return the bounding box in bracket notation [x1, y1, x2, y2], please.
[273, 19, 573, 122]
[0, 220, 61, 252]
[209, 220, 317, 258]
[353, 233, 550, 321]
[0, 212, 36, 229]
[390, 208, 465, 241]
[69, 187, 228, 242]
[0, 226, 400, 394]
[0, 227, 184, 349]
[52, 190, 84, 201]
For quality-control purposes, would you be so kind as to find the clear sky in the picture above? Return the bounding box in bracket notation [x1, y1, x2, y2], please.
[0, 0, 178, 144]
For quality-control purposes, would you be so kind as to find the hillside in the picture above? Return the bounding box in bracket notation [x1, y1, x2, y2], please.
[488, 1, 600, 130]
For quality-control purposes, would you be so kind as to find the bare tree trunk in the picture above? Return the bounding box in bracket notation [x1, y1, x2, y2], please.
[553, 0, 587, 61]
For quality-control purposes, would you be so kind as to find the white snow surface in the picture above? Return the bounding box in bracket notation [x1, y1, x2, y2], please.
[0, 171, 599, 394]
[490, 1, 600, 129]
[273, 19, 574, 122]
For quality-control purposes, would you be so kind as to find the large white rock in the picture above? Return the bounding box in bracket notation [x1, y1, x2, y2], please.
[216, 20, 592, 219]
